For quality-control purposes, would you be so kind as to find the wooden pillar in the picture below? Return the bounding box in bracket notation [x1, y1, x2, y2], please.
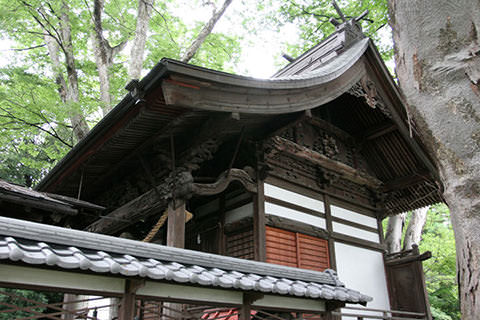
[239, 304, 251, 320]
[240, 294, 252, 320]
[167, 200, 186, 248]
[165, 199, 186, 319]
[219, 194, 227, 255]
[324, 195, 337, 270]
[119, 280, 143, 320]
[253, 179, 266, 262]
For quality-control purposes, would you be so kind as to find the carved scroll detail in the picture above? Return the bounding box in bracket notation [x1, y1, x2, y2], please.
[191, 168, 257, 195]
[86, 168, 256, 234]
[347, 77, 392, 118]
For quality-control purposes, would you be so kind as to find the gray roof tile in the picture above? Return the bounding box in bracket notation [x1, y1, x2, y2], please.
[0, 217, 373, 304]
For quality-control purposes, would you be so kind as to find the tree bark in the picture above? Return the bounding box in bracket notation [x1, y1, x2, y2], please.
[59, 1, 89, 142]
[180, 0, 234, 63]
[389, 1, 480, 318]
[385, 213, 405, 253]
[44, 35, 68, 104]
[92, 0, 127, 116]
[128, 0, 155, 80]
[403, 207, 428, 251]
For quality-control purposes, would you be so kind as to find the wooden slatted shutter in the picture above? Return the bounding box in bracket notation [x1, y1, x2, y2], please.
[266, 226, 329, 271]
[265, 226, 298, 267]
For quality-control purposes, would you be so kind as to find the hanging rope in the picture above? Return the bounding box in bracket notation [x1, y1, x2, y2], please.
[142, 209, 193, 242]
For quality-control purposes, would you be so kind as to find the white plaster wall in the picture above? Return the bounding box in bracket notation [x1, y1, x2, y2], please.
[87, 296, 113, 319]
[265, 202, 326, 229]
[264, 183, 325, 213]
[332, 222, 380, 243]
[331, 205, 377, 228]
[334, 242, 391, 319]
[224, 203, 253, 224]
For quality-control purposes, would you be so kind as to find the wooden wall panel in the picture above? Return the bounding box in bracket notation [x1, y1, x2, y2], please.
[266, 226, 329, 271]
[297, 233, 329, 271]
[266, 226, 298, 268]
[226, 228, 254, 260]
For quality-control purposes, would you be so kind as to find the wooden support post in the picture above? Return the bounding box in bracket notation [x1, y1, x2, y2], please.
[219, 194, 226, 255]
[119, 280, 144, 320]
[239, 303, 251, 320]
[165, 200, 186, 319]
[240, 293, 252, 320]
[253, 179, 266, 262]
[167, 200, 186, 248]
[324, 195, 337, 271]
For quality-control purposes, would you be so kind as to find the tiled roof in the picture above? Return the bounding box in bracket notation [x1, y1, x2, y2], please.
[0, 217, 372, 304]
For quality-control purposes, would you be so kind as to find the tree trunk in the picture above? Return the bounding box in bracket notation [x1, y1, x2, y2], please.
[389, 1, 480, 318]
[44, 35, 68, 104]
[128, 0, 155, 80]
[59, 1, 89, 142]
[93, 0, 127, 116]
[385, 213, 405, 253]
[403, 207, 428, 251]
[181, 0, 234, 63]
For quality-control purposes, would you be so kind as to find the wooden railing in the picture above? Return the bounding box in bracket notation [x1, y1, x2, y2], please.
[332, 306, 427, 320]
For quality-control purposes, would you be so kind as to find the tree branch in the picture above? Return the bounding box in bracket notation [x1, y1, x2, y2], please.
[181, 0, 234, 63]
[0, 104, 72, 148]
[3, 44, 46, 51]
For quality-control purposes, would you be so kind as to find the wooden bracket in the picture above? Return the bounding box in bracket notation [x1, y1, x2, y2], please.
[243, 292, 264, 305]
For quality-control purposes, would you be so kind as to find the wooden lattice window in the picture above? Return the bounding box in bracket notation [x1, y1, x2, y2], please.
[265, 226, 330, 271]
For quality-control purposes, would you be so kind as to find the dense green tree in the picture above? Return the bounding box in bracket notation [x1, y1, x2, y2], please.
[0, 0, 241, 185]
[383, 205, 459, 319]
[266, 0, 391, 61]
[0, 288, 47, 319]
[420, 205, 460, 320]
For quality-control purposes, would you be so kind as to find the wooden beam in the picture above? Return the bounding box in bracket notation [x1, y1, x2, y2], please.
[362, 122, 397, 140]
[265, 215, 329, 239]
[332, 232, 386, 252]
[45, 193, 105, 211]
[86, 185, 169, 234]
[0, 193, 77, 216]
[0, 263, 329, 313]
[269, 136, 382, 188]
[87, 168, 256, 235]
[167, 200, 186, 248]
[306, 117, 355, 143]
[0, 264, 125, 296]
